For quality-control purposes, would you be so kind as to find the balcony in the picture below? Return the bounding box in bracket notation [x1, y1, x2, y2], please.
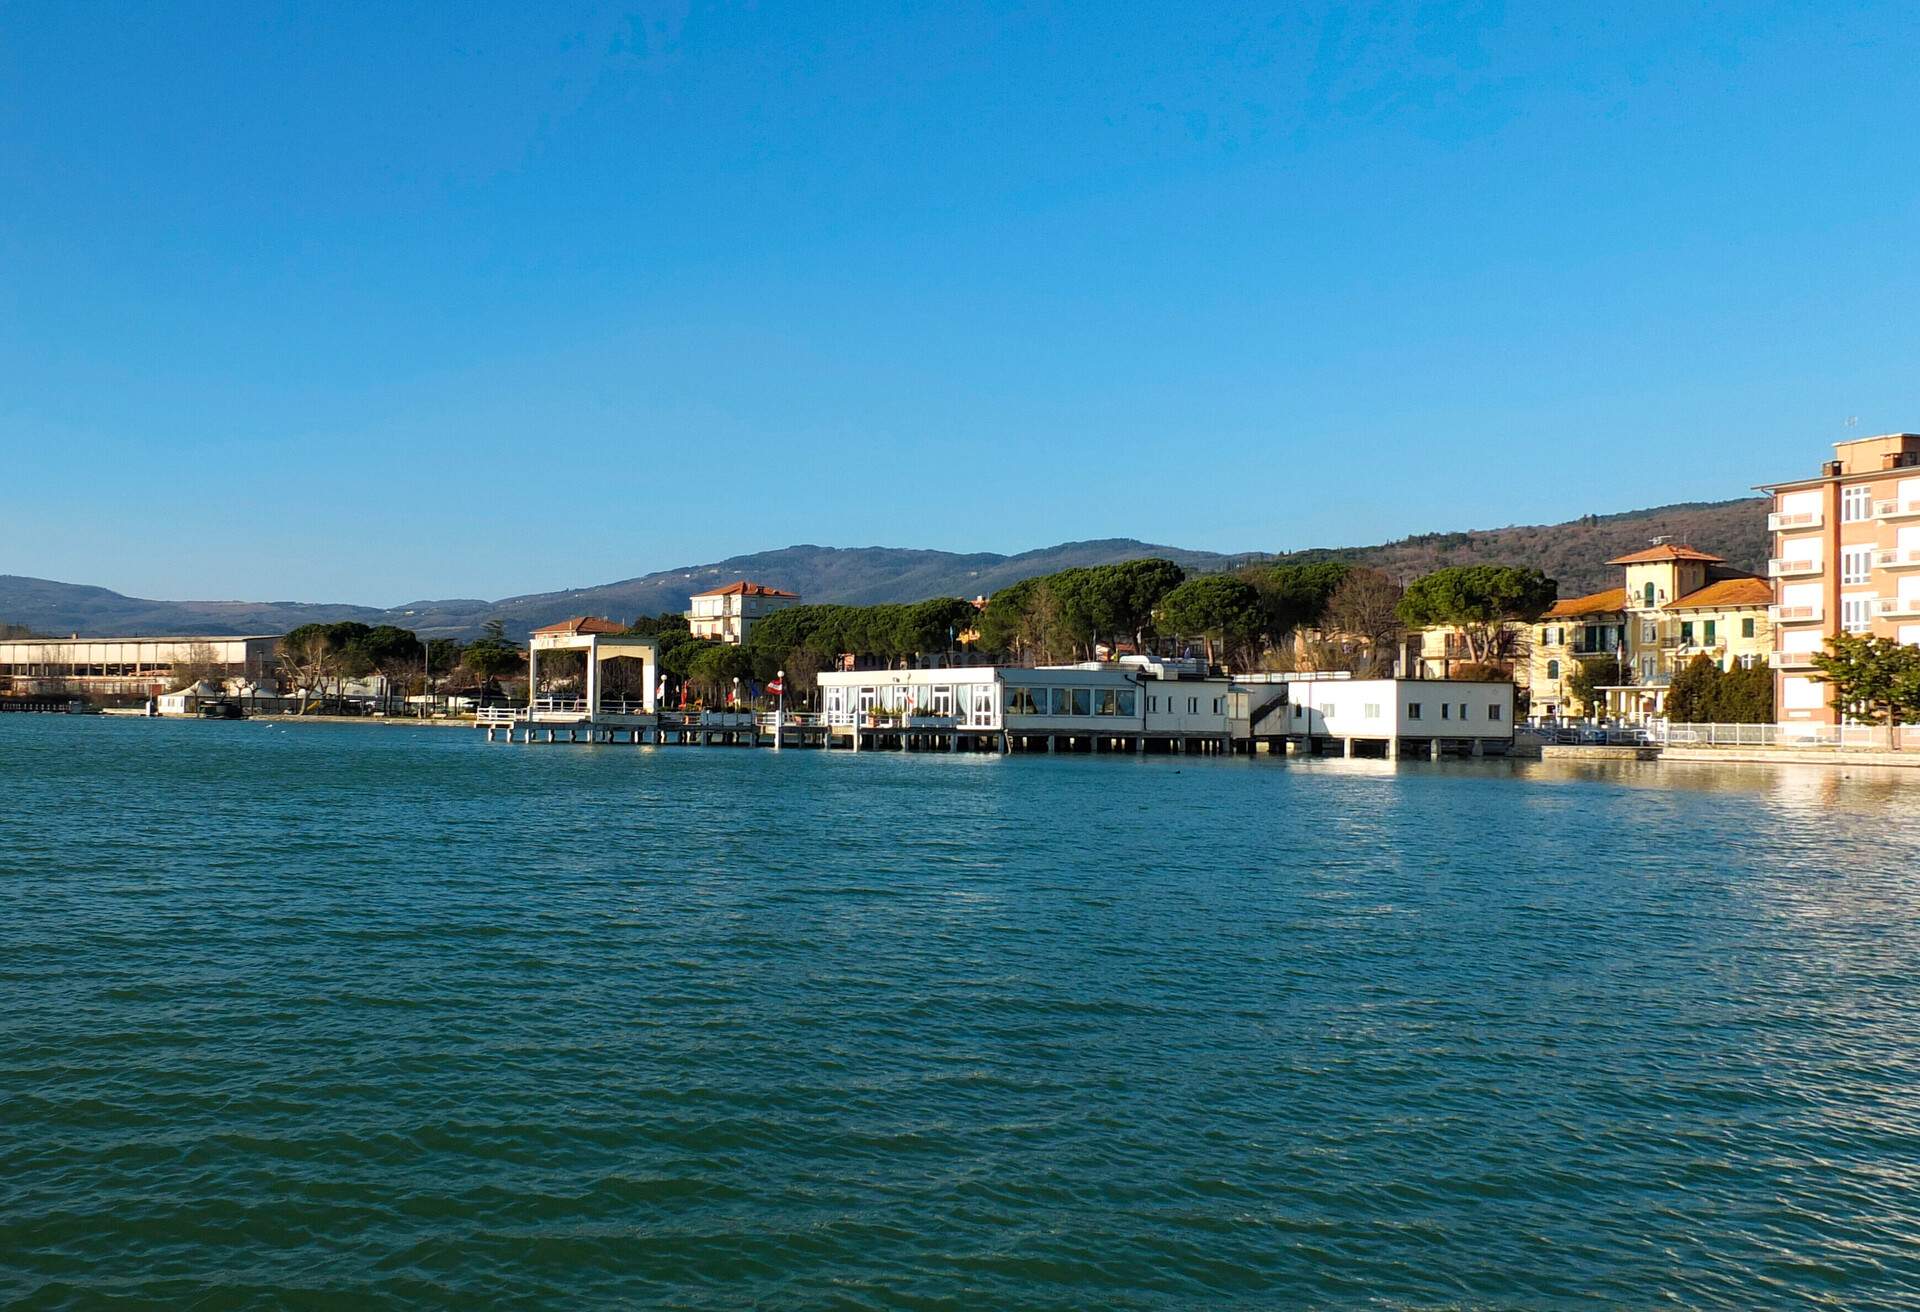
[1767, 557, 1820, 578]
[1874, 547, 1920, 570]
[1875, 498, 1920, 520]
[1770, 602, 1823, 624]
[1875, 596, 1920, 619]
[1768, 508, 1823, 531]
[1774, 649, 1822, 669]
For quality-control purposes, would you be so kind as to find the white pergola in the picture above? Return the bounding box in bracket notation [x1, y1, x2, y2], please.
[527, 620, 659, 721]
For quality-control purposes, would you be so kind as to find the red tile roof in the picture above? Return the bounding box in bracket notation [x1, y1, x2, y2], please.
[1605, 544, 1725, 565]
[1543, 587, 1628, 618]
[692, 580, 799, 598]
[530, 615, 627, 635]
[1665, 577, 1773, 610]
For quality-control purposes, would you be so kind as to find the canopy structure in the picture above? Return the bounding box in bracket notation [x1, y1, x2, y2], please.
[527, 617, 659, 720]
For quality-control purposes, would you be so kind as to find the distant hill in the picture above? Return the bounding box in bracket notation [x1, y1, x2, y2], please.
[0, 497, 1768, 640]
[1260, 498, 1770, 597]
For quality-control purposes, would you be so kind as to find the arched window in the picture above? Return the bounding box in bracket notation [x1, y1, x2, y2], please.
[1643, 581, 1656, 609]
[1547, 659, 1560, 680]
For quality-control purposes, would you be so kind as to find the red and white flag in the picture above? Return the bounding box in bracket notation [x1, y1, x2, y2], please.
[766, 678, 784, 696]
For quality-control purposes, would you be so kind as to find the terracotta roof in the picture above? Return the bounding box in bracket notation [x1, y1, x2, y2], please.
[691, 580, 799, 598]
[1605, 544, 1725, 565]
[1543, 587, 1628, 618]
[530, 615, 627, 635]
[1664, 577, 1773, 610]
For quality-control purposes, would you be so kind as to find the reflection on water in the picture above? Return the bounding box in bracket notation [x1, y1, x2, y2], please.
[2, 717, 1919, 1310]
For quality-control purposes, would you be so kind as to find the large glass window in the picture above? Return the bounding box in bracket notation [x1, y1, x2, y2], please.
[1842, 547, 1872, 585]
[1048, 688, 1067, 715]
[1843, 485, 1872, 522]
[1116, 689, 1137, 716]
[1069, 688, 1092, 716]
[1842, 597, 1872, 634]
[1006, 686, 1040, 715]
[1095, 689, 1120, 716]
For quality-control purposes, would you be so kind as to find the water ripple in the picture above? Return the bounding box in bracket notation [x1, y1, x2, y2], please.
[3, 719, 1920, 1308]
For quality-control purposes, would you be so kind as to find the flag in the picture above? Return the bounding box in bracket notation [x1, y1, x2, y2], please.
[766, 678, 784, 696]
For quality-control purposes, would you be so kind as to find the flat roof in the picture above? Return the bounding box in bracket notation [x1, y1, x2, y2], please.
[0, 633, 281, 644]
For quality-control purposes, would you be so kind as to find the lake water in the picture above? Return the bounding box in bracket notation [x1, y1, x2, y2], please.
[3, 716, 1919, 1309]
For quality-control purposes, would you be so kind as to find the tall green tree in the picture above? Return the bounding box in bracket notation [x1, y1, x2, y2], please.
[1567, 654, 1629, 717]
[1706, 661, 1773, 723]
[1397, 565, 1558, 664]
[1810, 634, 1920, 740]
[1664, 654, 1719, 723]
[460, 633, 522, 686]
[1251, 561, 1353, 638]
[1158, 575, 1262, 665]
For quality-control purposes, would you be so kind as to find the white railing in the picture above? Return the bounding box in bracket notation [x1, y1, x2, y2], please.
[756, 711, 825, 728]
[1875, 596, 1920, 618]
[1768, 509, 1823, 531]
[1539, 724, 1654, 746]
[1877, 498, 1920, 519]
[1767, 558, 1819, 577]
[1875, 547, 1920, 569]
[1770, 603, 1823, 623]
[1648, 720, 1920, 750]
[475, 706, 518, 725]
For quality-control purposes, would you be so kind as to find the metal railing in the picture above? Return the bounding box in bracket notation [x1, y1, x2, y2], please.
[1536, 724, 1653, 746]
[1647, 721, 1920, 750]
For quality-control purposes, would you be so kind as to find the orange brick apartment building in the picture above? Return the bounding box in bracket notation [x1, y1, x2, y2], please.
[1761, 432, 1920, 723]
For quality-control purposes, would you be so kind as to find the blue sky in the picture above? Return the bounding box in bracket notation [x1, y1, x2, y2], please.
[2, 2, 1916, 605]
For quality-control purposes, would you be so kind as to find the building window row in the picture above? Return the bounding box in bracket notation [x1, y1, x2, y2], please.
[1006, 686, 1139, 717]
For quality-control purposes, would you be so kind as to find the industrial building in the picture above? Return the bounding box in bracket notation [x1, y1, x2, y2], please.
[0, 634, 280, 699]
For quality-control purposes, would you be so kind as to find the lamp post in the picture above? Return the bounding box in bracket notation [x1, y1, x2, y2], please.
[420, 637, 430, 720]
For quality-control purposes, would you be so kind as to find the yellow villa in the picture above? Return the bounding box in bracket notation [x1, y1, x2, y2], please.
[1528, 544, 1772, 721]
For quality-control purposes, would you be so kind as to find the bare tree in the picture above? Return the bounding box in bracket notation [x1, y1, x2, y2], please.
[280, 631, 337, 715]
[1018, 584, 1074, 664]
[169, 641, 225, 692]
[1321, 569, 1405, 677]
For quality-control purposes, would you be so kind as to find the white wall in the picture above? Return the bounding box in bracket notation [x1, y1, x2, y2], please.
[1281, 678, 1514, 740]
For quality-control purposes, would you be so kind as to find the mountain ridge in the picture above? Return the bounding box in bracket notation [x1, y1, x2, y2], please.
[0, 497, 1769, 640]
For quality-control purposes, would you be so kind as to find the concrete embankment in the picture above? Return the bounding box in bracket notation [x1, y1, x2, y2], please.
[1542, 744, 1661, 762]
[1660, 746, 1920, 769]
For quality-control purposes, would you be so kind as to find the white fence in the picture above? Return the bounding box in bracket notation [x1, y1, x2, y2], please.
[1647, 721, 1920, 750]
